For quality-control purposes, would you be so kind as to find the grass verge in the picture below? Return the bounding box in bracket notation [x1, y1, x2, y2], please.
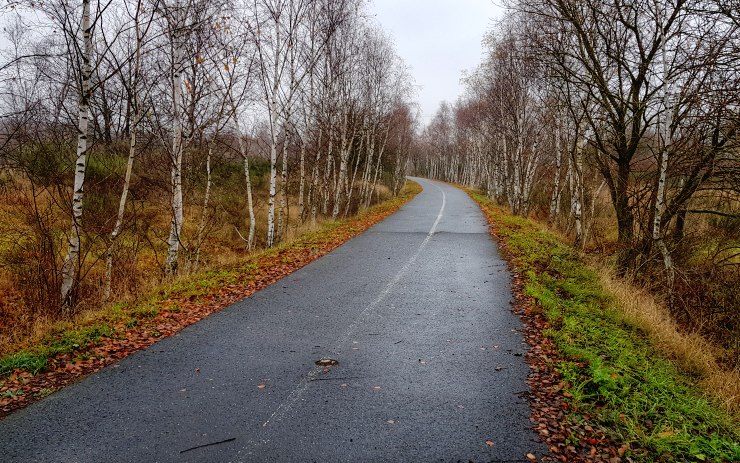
[0, 181, 422, 416]
[468, 191, 739, 463]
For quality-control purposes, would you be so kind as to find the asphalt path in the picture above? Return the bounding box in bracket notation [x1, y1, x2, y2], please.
[0, 178, 545, 462]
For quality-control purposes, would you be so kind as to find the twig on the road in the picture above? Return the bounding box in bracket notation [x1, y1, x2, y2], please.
[180, 437, 236, 454]
[308, 376, 361, 382]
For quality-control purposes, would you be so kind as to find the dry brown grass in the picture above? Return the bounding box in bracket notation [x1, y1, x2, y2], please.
[594, 262, 740, 416]
[0, 172, 400, 359]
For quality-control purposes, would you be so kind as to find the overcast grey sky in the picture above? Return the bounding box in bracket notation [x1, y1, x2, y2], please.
[368, 0, 505, 124]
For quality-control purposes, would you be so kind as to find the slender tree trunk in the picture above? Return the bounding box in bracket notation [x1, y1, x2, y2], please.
[332, 112, 349, 218]
[231, 116, 255, 250]
[298, 138, 306, 223]
[614, 157, 636, 271]
[584, 179, 606, 246]
[360, 130, 374, 206]
[344, 132, 364, 217]
[61, 0, 93, 309]
[165, 17, 185, 275]
[310, 128, 323, 226]
[366, 130, 387, 209]
[672, 178, 686, 241]
[572, 135, 586, 249]
[510, 135, 523, 215]
[266, 113, 279, 247]
[191, 144, 213, 271]
[654, 14, 675, 289]
[277, 126, 290, 241]
[265, 15, 281, 248]
[321, 132, 333, 215]
[105, 5, 143, 299]
[522, 141, 539, 217]
[105, 102, 137, 300]
[549, 126, 563, 223]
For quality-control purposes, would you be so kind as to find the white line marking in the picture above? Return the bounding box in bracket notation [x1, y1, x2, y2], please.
[261, 182, 446, 428]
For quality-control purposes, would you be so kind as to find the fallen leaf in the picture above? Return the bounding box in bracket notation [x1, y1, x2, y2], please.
[526, 454, 537, 461]
[485, 440, 495, 447]
[315, 358, 338, 366]
[257, 384, 266, 389]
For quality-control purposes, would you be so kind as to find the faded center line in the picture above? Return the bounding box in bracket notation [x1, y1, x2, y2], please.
[260, 182, 447, 429]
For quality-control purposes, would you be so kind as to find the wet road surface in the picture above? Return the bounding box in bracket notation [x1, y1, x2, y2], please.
[0, 178, 545, 462]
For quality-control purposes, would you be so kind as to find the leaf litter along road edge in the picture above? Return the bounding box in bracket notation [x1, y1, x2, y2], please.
[466, 191, 639, 463]
[467, 190, 740, 463]
[0, 182, 422, 419]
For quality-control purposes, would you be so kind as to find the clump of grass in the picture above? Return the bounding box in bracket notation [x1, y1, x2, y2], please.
[130, 305, 159, 320]
[0, 351, 48, 375]
[0, 323, 116, 375]
[469, 191, 740, 463]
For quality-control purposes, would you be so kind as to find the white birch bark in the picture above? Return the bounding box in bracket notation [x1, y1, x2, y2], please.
[61, 0, 93, 308]
[654, 8, 674, 286]
[277, 126, 289, 241]
[298, 137, 306, 222]
[165, 7, 185, 275]
[266, 101, 279, 247]
[265, 12, 281, 248]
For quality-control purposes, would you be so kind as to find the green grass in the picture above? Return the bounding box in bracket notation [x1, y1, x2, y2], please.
[468, 191, 740, 463]
[0, 323, 115, 376]
[0, 351, 48, 375]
